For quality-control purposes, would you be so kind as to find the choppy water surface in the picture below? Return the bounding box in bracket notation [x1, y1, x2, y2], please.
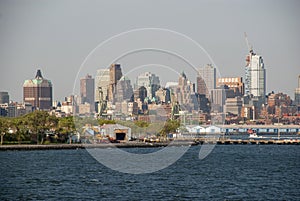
[0, 145, 299, 200]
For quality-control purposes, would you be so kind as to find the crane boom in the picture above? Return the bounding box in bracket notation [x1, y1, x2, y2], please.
[244, 32, 251, 52]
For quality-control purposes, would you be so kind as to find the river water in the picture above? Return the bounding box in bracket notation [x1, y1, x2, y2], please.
[0, 145, 299, 200]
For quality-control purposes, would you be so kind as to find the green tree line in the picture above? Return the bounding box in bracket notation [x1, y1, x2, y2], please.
[0, 111, 80, 145]
[0, 111, 181, 145]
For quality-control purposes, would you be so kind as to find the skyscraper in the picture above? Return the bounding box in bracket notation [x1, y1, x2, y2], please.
[211, 88, 226, 113]
[115, 76, 134, 102]
[135, 72, 160, 99]
[80, 74, 94, 105]
[95, 69, 110, 102]
[108, 64, 123, 102]
[244, 49, 266, 100]
[176, 72, 196, 111]
[0, 92, 9, 104]
[23, 69, 52, 110]
[197, 64, 216, 99]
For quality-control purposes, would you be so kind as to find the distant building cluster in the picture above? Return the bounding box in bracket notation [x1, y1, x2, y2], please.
[1, 45, 300, 127]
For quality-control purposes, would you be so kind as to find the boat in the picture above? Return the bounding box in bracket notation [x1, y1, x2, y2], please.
[248, 129, 263, 139]
[249, 133, 263, 138]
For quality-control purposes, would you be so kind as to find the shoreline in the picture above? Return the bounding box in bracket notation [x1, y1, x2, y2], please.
[0, 139, 299, 151]
[0, 142, 194, 151]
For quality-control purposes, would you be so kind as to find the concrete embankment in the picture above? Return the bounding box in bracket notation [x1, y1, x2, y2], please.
[0, 142, 176, 151]
[0, 139, 299, 151]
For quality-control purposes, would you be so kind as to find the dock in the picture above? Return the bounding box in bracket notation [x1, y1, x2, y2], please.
[196, 138, 300, 145]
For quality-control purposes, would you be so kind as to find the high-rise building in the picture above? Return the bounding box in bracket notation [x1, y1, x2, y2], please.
[267, 92, 293, 114]
[135, 72, 160, 99]
[23, 69, 52, 110]
[197, 64, 216, 99]
[244, 49, 266, 100]
[80, 75, 95, 112]
[155, 88, 171, 103]
[137, 86, 147, 102]
[108, 64, 123, 102]
[225, 97, 243, 116]
[175, 72, 197, 111]
[211, 88, 226, 113]
[216, 77, 244, 96]
[95, 69, 110, 102]
[177, 72, 194, 105]
[115, 76, 134, 102]
[294, 75, 300, 106]
[80, 74, 94, 105]
[0, 92, 9, 104]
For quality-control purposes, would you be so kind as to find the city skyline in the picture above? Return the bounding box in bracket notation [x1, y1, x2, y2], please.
[0, 0, 299, 102]
[1, 62, 300, 105]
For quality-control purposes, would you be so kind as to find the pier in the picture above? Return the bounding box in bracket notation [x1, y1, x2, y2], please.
[199, 139, 300, 145]
[219, 124, 300, 134]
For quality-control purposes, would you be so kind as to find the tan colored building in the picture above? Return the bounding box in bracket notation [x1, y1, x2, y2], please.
[80, 74, 94, 106]
[197, 64, 216, 99]
[23, 69, 52, 110]
[217, 77, 244, 96]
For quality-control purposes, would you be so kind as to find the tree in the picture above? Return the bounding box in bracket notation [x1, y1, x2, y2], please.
[25, 110, 52, 144]
[134, 120, 149, 128]
[58, 116, 75, 143]
[159, 119, 180, 137]
[134, 120, 150, 138]
[98, 119, 116, 126]
[9, 117, 27, 144]
[0, 118, 9, 145]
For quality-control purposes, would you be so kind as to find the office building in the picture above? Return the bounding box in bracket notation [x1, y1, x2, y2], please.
[0, 92, 9, 104]
[115, 76, 134, 102]
[177, 72, 194, 105]
[79, 75, 95, 113]
[135, 72, 160, 99]
[175, 72, 197, 111]
[217, 77, 244, 96]
[244, 49, 266, 100]
[108, 64, 123, 102]
[211, 88, 226, 113]
[197, 64, 216, 99]
[23, 69, 52, 110]
[95, 69, 110, 102]
[155, 88, 171, 103]
[225, 97, 243, 116]
[80, 74, 94, 105]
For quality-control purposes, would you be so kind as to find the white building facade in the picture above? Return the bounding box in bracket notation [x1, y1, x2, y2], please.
[135, 72, 160, 99]
[245, 50, 266, 100]
[95, 69, 110, 102]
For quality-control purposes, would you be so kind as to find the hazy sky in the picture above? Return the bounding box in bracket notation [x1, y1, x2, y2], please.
[0, 0, 299, 102]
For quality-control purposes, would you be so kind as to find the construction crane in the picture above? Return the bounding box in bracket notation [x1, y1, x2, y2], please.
[97, 87, 107, 118]
[244, 32, 254, 96]
[244, 32, 253, 53]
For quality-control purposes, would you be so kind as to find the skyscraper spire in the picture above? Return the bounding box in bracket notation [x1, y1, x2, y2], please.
[35, 69, 43, 79]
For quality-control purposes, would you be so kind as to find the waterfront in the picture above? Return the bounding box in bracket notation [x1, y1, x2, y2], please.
[0, 145, 299, 200]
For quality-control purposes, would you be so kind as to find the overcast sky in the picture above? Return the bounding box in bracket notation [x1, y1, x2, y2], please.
[0, 0, 299, 102]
